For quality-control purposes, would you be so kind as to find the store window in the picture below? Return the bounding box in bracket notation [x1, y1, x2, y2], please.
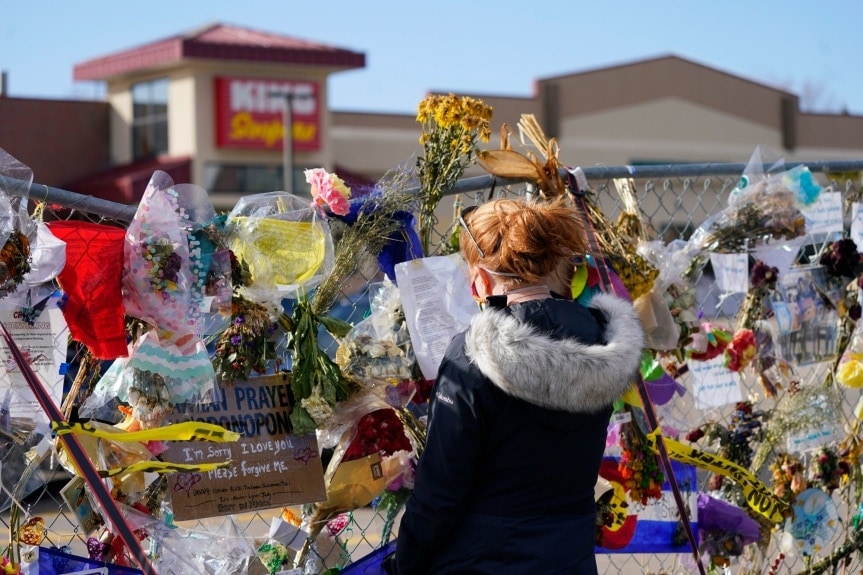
[204, 163, 311, 198]
[131, 78, 169, 160]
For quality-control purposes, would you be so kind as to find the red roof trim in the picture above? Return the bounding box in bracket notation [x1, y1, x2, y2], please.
[64, 156, 192, 205]
[73, 23, 365, 81]
[74, 38, 182, 81]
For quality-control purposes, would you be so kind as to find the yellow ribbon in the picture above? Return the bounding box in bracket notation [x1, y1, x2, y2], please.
[646, 429, 788, 523]
[99, 460, 231, 478]
[52, 420, 240, 443]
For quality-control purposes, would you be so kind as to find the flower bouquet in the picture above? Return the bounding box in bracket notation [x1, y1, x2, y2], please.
[295, 387, 423, 569]
[415, 93, 493, 255]
[616, 405, 665, 505]
[689, 147, 819, 257]
[0, 148, 36, 299]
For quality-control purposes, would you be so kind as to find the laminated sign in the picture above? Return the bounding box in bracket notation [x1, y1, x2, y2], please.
[162, 373, 326, 520]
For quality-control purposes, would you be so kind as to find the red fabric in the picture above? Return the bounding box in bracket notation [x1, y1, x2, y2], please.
[47, 221, 128, 359]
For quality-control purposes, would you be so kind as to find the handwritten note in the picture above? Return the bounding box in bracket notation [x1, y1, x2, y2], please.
[688, 355, 743, 409]
[851, 203, 863, 248]
[710, 253, 748, 294]
[395, 255, 477, 379]
[802, 190, 843, 235]
[163, 374, 326, 520]
[787, 426, 837, 454]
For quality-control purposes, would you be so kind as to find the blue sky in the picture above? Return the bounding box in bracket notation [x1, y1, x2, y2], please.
[2, 0, 862, 115]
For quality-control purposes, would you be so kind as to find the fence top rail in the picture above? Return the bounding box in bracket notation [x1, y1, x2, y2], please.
[3, 160, 863, 223]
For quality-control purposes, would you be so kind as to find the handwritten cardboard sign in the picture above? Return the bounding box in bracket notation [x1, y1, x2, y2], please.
[162, 373, 326, 520]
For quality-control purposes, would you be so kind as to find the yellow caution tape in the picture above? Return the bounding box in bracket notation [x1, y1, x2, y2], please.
[646, 429, 788, 524]
[51, 420, 240, 443]
[99, 460, 231, 478]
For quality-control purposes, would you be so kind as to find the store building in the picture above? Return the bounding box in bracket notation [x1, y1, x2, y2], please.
[0, 22, 862, 209]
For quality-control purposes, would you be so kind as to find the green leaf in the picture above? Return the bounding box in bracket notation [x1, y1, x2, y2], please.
[290, 406, 317, 436]
[319, 315, 352, 338]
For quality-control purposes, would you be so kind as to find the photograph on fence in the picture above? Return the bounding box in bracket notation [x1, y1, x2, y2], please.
[770, 266, 839, 365]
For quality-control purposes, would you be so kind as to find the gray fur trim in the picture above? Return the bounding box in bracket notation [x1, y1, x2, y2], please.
[464, 293, 644, 413]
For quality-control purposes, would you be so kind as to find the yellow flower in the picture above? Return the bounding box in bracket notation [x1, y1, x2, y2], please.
[331, 174, 351, 199]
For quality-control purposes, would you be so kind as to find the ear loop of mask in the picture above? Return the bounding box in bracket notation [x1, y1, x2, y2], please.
[470, 279, 486, 310]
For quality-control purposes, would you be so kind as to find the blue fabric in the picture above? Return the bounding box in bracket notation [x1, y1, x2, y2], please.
[36, 546, 143, 575]
[341, 540, 398, 574]
[597, 460, 699, 554]
[332, 196, 422, 282]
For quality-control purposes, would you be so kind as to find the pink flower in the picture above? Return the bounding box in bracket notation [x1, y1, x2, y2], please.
[304, 168, 351, 216]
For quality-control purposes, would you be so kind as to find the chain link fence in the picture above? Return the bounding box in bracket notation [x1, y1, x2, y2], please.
[2, 161, 863, 574]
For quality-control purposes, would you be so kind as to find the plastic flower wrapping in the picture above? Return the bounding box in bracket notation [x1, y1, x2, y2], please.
[336, 279, 414, 382]
[837, 318, 863, 388]
[82, 172, 230, 423]
[688, 147, 820, 257]
[0, 148, 36, 298]
[226, 191, 334, 306]
[294, 385, 423, 569]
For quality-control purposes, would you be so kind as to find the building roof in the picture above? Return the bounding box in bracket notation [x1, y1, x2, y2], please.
[64, 156, 192, 204]
[534, 54, 801, 132]
[73, 23, 365, 81]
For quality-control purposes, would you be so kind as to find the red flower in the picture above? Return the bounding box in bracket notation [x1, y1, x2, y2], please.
[342, 408, 413, 462]
[685, 428, 705, 442]
[724, 329, 757, 372]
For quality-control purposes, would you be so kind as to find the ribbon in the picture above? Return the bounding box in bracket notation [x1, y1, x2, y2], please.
[52, 420, 240, 443]
[646, 429, 788, 523]
[100, 460, 231, 479]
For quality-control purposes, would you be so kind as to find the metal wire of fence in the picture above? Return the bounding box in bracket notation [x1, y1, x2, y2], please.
[2, 160, 863, 575]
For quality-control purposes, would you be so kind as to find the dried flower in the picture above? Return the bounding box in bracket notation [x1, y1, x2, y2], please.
[212, 295, 279, 383]
[617, 406, 664, 505]
[698, 181, 806, 253]
[0, 231, 30, 298]
[820, 238, 861, 279]
[750, 260, 778, 289]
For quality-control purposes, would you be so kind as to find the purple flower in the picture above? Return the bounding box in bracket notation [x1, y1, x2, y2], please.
[234, 315, 245, 325]
[821, 239, 861, 278]
[750, 260, 778, 289]
[230, 335, 242, 345]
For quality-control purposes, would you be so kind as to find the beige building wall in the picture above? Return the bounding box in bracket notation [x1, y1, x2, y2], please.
[557, 97, 784, 167]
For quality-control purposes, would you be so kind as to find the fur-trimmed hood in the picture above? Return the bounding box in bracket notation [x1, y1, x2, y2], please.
[464, 293, 644, 413]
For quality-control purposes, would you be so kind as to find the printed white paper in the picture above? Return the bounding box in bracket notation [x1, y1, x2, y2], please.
[395, 255, 477, 379]
[802, 190, 843, 235]
[688, 355, 743, 409]
[751, 241, 802, 277]
[787, 426, 837, 454]
[0, 301, 68, 424]
[709, 253, 748, 294]
[851, 203, 863, 249]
